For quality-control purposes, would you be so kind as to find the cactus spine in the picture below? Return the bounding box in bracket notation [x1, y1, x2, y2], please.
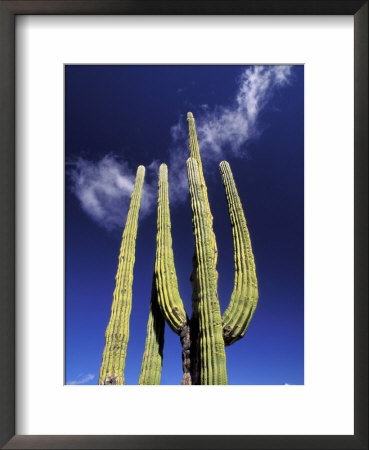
[99, 165, 145, 385]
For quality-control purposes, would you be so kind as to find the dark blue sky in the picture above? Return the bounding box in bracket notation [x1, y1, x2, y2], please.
[65, 65, 304, 385]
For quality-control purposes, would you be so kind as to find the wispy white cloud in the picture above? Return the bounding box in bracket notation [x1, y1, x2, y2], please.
[67, 373, 95, 385]
[68, 154, 156, 231]
[68, 66, 293, 227]
[195, 65, 292, 160]
[167, 144, 189, 204]
[167, 65, 293, 201]
[170, 116, 186, 142]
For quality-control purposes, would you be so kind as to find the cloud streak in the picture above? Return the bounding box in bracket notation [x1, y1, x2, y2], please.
[68, 155, 156, 231]
[68, 66, 293, 229]
[67, 373, 95, 385]
[167, 65, 293, 201]
[172, 65, 293, 160]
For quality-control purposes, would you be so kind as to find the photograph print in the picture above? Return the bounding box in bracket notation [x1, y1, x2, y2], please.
[65, 64, 304, 385]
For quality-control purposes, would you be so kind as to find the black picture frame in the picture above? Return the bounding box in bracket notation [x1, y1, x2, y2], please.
[0, 1, 367, 449]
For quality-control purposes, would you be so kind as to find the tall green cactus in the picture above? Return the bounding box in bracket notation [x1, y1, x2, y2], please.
[186, 113, 258, 352]
[99, 112, 258, 385]
[139, 112, 258, 384]
[99, 165, 145, 385]
[187, 157, 228, 384]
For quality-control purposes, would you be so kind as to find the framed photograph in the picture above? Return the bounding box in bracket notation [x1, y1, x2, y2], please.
[0, 1, 367, 449]
[64, 63, 304, 389]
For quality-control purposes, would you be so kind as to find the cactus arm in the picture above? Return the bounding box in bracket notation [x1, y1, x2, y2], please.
[155, 163, 188, 333]
[138, 275, 165, 385]
[219, 161, 258, 346]
[98, 165, 145, 385]
[154, 163, 192, 384]
[187, 157, 228, 385]
[187, 112, 218, 267]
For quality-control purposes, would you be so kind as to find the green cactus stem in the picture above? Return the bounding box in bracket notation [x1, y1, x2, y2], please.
[138, 275, 165, 385]
[154, 163, 192, 384]
[155, 164, 187, 332]
[187, 112, 219, 384]
[219, 161, 258, 346]
[187, 112, 218, 268]
[98, 165, 145, 385]
[187, 157, 228, 385]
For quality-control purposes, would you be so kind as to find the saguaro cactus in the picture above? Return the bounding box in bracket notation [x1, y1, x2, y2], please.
[100, 112, 258, 385]
[99, 165, 145, 385]
[140, 112, 258, 384]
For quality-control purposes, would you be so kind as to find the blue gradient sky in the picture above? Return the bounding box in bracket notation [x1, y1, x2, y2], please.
[65, 65, 304, 385]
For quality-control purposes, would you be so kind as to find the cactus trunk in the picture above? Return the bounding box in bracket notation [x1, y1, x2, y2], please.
[99, 165, 145, 385]
[187, 112, 223, 384]
[187, 157, 228, 384]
